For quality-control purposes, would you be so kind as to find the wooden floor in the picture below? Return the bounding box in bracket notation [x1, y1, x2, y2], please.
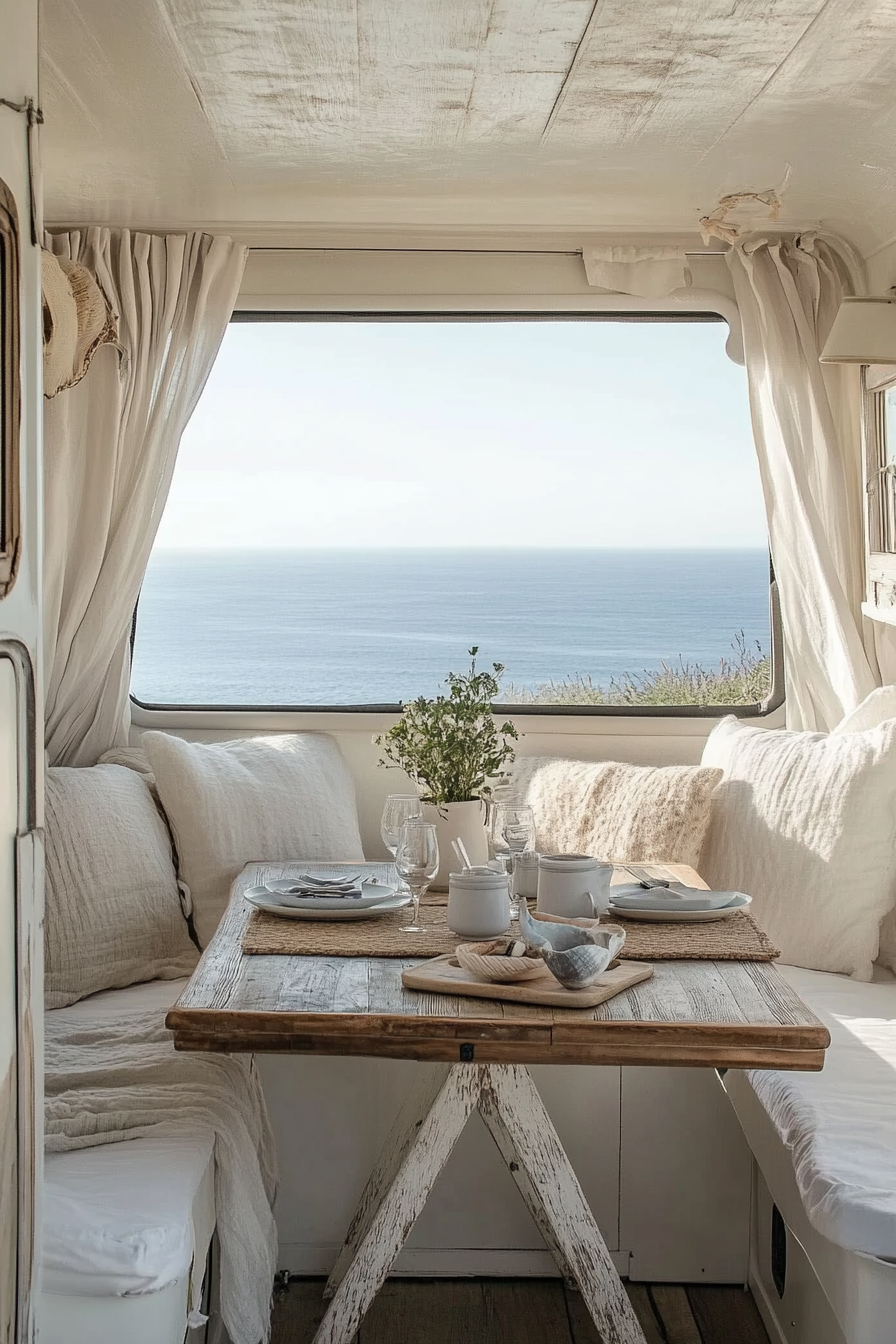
[270, 1277, 770, 1344]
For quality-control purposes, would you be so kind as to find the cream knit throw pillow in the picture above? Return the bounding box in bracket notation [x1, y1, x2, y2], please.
[45, 765, 198, 1009]
[700, 715, 896, 980]
[512, 756, 722, 869]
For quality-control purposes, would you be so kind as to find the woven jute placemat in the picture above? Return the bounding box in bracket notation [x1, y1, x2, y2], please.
[241, 899, 779, 962]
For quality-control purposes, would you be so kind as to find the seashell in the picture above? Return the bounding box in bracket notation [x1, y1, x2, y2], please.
[518, 902, 626, 989]
[518, 901, 625, 954]
[540, 940, 631, 994]
[518, 900, 587, 951]
[454, 939, 547, 984]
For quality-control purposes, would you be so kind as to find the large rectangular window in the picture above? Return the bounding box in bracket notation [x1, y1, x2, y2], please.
[131, 315, 775, 712]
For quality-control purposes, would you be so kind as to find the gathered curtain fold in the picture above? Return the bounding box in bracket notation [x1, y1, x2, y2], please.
[43, 228, 248, 766]
[726, 232, 896, 731]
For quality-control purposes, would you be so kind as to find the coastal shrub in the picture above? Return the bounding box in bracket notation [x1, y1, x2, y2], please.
[504, 634, 771, 708]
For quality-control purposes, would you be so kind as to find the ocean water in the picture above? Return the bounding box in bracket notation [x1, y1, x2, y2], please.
[131, 548, 771, 706]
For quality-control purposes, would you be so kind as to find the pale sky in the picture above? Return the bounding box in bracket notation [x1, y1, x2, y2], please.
[154, 318, 768, 549]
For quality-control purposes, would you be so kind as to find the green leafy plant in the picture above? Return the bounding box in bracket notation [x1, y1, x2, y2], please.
[375, 647, 519, 807]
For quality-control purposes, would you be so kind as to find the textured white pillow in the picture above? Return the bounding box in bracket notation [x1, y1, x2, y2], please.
[45, 765, 198, 1009]
[833, 687, 896, 973]
[832, 685, 896, 737]
[700, 716, 896, 980]
[143, 732, 365, 946]
[512, 756, 722, 869]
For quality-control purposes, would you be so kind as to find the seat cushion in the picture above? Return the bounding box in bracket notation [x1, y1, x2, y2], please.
[143, 731, 364, 946]
[700, 715, 896, 980]
[44, 766, 198, 1009]
[43, 1132, 215, 1296]
[512, 755, 722, 869]
[42, 979, 216, 1298]
[738, 964, 896, 1260]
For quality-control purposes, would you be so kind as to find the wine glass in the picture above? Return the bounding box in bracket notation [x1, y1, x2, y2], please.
[490, 802, 536, 916]
[381, 795, 424, 890]
[395, 819, 439, 934]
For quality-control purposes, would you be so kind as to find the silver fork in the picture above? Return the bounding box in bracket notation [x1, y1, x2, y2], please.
[623, 864, 673, 888]
[296, 873, 361, 887]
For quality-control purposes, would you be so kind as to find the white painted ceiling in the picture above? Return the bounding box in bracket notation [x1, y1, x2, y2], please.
[40, 0, 896, 255]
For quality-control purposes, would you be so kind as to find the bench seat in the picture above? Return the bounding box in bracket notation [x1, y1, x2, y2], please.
[724, 964, 896, 1344]
[40, 978, 216, 1344]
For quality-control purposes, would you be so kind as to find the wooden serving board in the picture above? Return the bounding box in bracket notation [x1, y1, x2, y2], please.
[401, 956, 654, 1009]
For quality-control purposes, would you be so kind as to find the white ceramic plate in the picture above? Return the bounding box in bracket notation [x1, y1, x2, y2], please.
[607, 893, 752, 923]
[244, 885, 410, 921]
[265, 879, 397, 911]
[609, 883, 746, 912]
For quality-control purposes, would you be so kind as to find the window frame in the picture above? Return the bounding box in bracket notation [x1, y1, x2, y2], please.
[130, 303, 783, 719]
[0, 177, 21, 599]
[863, 365, 896, 624]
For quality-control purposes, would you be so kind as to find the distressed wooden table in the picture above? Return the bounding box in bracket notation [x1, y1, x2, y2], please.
[168, 862, 829, 1344]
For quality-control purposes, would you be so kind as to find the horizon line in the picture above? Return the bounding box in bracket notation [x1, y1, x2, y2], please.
[151, 543, 769, 554]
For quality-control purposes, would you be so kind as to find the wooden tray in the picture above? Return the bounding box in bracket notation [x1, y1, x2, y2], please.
[401, 955, 654, 1009]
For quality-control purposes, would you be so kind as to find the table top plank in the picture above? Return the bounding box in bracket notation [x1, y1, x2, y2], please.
[167, 862, 830, 1070]
[593, 961, 701, 1024]
[275, 956, 370, 1015]
[673, 959, 751, 1027]
[368, 958, 420, 1016]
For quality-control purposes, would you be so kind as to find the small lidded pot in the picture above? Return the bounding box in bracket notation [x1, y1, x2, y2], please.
[447, 867, 511, 940]
[536, 854, 613, 919]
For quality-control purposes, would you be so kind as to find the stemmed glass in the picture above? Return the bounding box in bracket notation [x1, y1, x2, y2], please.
[490, 802, 536, 915]
[381, 795, 424, 891]
[395, 819, 439, 934]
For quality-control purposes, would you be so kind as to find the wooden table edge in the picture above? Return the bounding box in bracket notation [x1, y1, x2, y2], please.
[168, 1031, 826, 1071]
[166, 1005, 830, 1066]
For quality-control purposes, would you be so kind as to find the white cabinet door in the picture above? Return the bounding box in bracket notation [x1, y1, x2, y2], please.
[621, 1066, 752, 1282]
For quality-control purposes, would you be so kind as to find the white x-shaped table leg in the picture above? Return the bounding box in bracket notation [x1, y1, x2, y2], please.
[314, 1063, 646, 1344]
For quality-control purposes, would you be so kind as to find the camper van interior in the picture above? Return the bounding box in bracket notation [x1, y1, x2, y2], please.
[3, 3, 896, 1343]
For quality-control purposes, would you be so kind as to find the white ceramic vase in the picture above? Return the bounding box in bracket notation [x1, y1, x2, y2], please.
[424, 799, 489, 890]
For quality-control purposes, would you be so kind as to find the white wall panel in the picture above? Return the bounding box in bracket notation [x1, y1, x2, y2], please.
[0, 6, 45, 1341]
[621, 1067, 752, 1283]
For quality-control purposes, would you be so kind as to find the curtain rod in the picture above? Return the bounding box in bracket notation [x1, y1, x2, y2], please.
[246, 246, 730, 257]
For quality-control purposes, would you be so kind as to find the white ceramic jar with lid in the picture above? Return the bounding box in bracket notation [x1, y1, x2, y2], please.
[447, 868, 511, 939]
[536, 854, 613, 919]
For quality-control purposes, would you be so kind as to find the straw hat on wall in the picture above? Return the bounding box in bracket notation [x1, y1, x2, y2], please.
[41, 250, 118, 398]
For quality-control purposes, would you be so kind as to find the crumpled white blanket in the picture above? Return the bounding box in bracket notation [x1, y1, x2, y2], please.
[44, 1009, 278, 1344]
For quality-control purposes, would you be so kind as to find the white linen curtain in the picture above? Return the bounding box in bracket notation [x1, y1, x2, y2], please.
[727, 232, 896, 731]
[43, 229, 247, 766]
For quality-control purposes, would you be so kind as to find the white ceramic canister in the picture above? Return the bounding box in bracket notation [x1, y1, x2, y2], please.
[536, 854, 613, 919]
[447, 868, 511, 939]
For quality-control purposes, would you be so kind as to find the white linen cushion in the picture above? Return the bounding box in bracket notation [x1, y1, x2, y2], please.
[832, 687, 896, 974]
[512, 756, 722, 868]
[142, 732, 364, 946]
[44, 766, 198, 1009]
[735, 964, 896, 1258]
[43, 978, 213, 1298]
[700, 715, 896, 980]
